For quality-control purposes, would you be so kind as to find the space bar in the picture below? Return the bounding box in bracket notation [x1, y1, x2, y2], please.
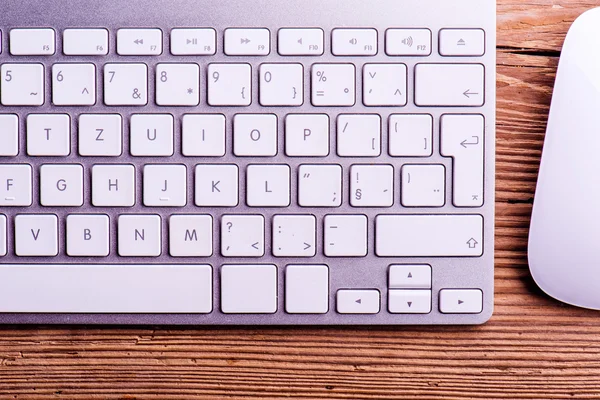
[0, 265, 212, 313]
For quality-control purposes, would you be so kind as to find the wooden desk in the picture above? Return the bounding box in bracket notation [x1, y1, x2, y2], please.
[1, 2, 598, 398]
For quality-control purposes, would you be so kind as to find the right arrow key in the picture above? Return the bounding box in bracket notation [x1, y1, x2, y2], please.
[439, 289, 483, 314]
[415, 63, 484, 107]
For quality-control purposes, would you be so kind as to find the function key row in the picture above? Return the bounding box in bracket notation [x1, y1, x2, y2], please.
[0, 27, 486, 57]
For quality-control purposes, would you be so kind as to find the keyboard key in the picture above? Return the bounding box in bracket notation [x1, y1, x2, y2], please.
[0, 215, 5, 256]
[0, 114, 19, 157]
[272, 215, 316, 257]
[0, 165, 32, 206]
[286, 265, 328, 313]
[118, 214, 162, 257]
[143, 164, 187, 207]
[278, 28, 324, 56]
[92, 164, 136, 207]
[363, 64, 407, 106]
[1, 63, 44, 106]
[324, 215, 367, 257]
[221, 215, 264, 257]
[388, 114, 433, 157]
[401, 164, 446, 207]
[312, 64, 355, 106]
[337, 289, 380, 314]
[389, 265, 432, 289]
[441, 114, 484, 207]
[40, 164, 84, 207]
[350, 164, 393, 207]
[224, 28, 270, 56]
[233, 114, 277, 156]
[63, 28, 109, 55]
[389, 290, 431, 314]
[15, 214, 58, 256]
[415, 63, 484, 106]
[10, 28, 55, 55]
[170, 28, 216, 55]
[66, 214, 110, 257]
[104, 63, 148, 106]
[169, 215, 213, 257]
[332, 28, 377, 56]
[130, 114, 174, 156]
[78, 114, 123, 157]
[182, 114, 226, 157]
[337, 114, 381, 157]
[259, 63, 303, 106]
[246, 165, 290, 207]
[117, 28, 162, 55]
[221, 264, 277, 314]
[155, 63, 200, 106]
[207, 63, 251, 106]
[0, 265, 213, 313]
[386, 28, 431, 56]
[52, 63, 96, 106]
[375, 215, 483, 257]
[194, 164, 239, 207]
[285, 114, 329, 157]
[439, 29, 485, 57]
[439, 289, 483, 314]
[298, 164, 342, 207]
[27, 114, 71, 156]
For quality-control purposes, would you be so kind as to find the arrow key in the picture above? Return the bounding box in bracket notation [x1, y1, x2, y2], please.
[389, 290, 431, 314]
[337, 289, 380, 314]
[389, 264, 432, 289]
[415, 63, 484, 106]
[439, 289, 483, 314]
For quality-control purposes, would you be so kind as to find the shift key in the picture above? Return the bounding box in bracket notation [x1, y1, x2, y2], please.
[415, 64, 484, 107]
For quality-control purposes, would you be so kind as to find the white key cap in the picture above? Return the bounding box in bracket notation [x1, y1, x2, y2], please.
[92, 164, 135, 207]
[40, 164, 84, 207]
[0, 114, 19, 156]
[0, 265, 212, 313]
[170, 28, 216, 55]
[143, 164, 187, 207]
[260, 63, 303, 106]
[156, 63, 200, 106]
[273, 215, 316, 257]
[375, 215, 484, 257]
[221, 215, 264, 257]
[389, 265, 432, 289]
[298, 165, 342, 207]
[324, 215, 367, 257]
[415, 64, 484, 107]
[440, 29, 486, 57]
[337, 289, 380, 314]
[401, 164, 446, 207]
[117, 28, 162, 55]
[337, 114, 381, 157]
[389, 290, 432, 314]
[332, 28, 377, 56]
[66, 214, 110, 257]
[207, 64, 251, 106]
[0, 215, 6, 256]
[0, 165, 32, 206]
[224, 28, 270, 56]
[195, 164, 238, 207]
[286, 265, 328, 313]
[233, 114, 277, 156]
[63, 28, 109, 55]
[169, 215, 213, 257]
[1, 64, 44, 106]
[312, 64, 355, 106]
[246, 165, 290, 207]
[27, 114, 71, 156]
[118, 214, 162, 257]
[52, 63, 96, 106]
[221, 265, 277, 313]
[386, 29, 431, 56]
[441, 114, 485, 207]
[182, 114, 226, 157]
[10, 28, 55, 55]
[15, 214, 58, 256]
[285, 114, 329, 157]
[130, 114, 174, 156]
[350, 165, 393, 207]
[278, 28, 324, 56]
[389, 114, 433, 157]
[439, 289, 483, 314]
[78, 114, 123, 157]
[104, 63, 148, 106]
[363, 64, 407, 106]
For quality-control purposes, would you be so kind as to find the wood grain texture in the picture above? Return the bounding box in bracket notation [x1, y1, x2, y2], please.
[2, 2, 600, 399]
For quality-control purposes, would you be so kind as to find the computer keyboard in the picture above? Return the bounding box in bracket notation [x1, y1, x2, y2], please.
[0, 0, 496, 325]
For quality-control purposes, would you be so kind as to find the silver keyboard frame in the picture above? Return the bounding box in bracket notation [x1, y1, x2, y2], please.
[0, 0, 496, 325]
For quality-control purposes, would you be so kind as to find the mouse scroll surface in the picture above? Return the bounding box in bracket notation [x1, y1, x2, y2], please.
[529, 7, 600, 309]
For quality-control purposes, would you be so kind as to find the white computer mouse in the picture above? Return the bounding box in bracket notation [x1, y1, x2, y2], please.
[529, 7, 600, 309]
